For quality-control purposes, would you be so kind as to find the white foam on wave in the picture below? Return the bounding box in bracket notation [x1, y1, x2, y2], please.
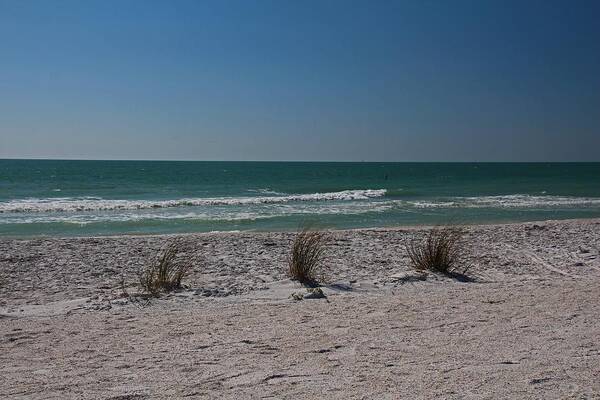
[247, 188, 286, 195]
[408, 194, 600, 209]
[0, 211, 273, 225]
[0, 189, 387, 214]
[0, 200, 395, 225]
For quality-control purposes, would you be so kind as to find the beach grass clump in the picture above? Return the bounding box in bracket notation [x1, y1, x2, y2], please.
[138, 242, 191, 296]
[288, 227, 327, 286]
[406, 226, 466, 276]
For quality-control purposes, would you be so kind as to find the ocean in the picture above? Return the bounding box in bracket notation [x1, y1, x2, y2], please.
[1, 160, 599, 237]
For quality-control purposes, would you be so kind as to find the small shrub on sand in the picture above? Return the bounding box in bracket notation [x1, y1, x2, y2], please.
[288, 227, 327, 286]
[139, 242, 191, 296]
[406, 226, 467, 276]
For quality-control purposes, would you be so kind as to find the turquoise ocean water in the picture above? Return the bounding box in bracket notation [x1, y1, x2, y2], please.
[1, 160, 599, 237]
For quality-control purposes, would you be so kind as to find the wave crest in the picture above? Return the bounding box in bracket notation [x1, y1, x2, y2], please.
[0, 189, 387, 213]
[408, 194, 600, 209]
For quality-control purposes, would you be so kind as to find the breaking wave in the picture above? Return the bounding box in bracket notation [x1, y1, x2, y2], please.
[408, 194, 600, 209]
[0, 189, 387, 213]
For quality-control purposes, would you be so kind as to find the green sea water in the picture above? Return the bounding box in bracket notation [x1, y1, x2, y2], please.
[1, 160, 599, 237]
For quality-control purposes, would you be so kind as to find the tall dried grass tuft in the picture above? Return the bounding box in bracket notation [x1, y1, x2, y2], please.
[406, 226, 467, 276]
[288, 227, 327, 286]
[139, 242, 191, 296]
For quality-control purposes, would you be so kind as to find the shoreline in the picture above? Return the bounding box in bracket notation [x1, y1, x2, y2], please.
[2, 215, 600, 241]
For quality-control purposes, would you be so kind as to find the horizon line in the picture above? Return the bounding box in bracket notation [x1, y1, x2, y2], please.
[1, 157, 599, 163]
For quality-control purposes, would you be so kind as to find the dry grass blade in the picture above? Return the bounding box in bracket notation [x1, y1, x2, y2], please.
[139, 242, 191, 296]
[288, 227, 327, 286]
[406, 226, 466, 276]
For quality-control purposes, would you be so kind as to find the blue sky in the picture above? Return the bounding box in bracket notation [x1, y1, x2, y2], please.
[1, 0, 599, 161]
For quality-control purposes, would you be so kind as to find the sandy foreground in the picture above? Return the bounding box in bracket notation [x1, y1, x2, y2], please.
[1, 218, 600, 399]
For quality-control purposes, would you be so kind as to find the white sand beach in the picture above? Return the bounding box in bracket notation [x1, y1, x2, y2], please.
[1, 218, 600, 399]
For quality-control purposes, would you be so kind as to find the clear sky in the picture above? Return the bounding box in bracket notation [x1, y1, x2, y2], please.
[1, 0, 599, 161]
